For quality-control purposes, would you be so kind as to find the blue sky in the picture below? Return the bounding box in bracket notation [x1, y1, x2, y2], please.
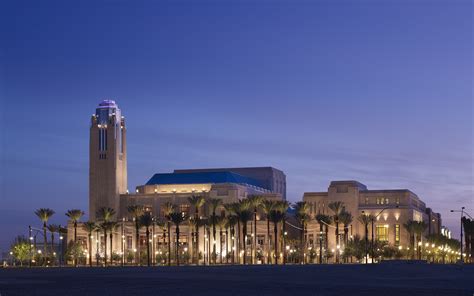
[0, 0, 472, 251]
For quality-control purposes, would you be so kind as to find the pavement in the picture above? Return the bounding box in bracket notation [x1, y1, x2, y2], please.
[0, 263, 473, 296]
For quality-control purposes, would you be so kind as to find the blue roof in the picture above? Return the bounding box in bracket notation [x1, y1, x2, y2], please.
[145, 171, 268, 190]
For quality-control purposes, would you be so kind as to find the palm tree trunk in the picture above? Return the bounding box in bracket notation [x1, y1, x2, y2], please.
[167, 221, 171, 266]
[231, 226, 235, 264]
[225, 228, 229, 264]
[300, 222, 304, 264]
[319, 223, 323, 264]
[267, 218, 271, 264]
[335, 221, 339, 263]
[50, 232, 55, 266]
[176, 225, 180, 266]
[109, 232, 113, 266]
[253, 209, 257, 264]
[43, 222, 47, 266]
[104, 229, 108, 267]
[243, 222, 247, 265]
[194, 208, 199, 265]
[236, 221, 241, 264]
[146, 227, 150, 266]
[219, 227, 223, 264]
[88, 233, 92, 267]
[212, 215, 216, 264]
[274, 221, 278, 265]
[135, 222, 140, 266]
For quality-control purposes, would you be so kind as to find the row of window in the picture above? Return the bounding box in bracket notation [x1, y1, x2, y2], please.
[375, 224, 400, 243]
[364, 197, 401, 205]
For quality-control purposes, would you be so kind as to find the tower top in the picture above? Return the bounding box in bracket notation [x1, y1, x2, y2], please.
[98, 99, 118, 108]
[94, 99, 122, 125]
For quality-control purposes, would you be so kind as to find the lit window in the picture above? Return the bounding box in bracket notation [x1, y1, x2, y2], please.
[365, 197, 369, 205]
[395, 224, 400, 245]
[376, 225, 389, 241]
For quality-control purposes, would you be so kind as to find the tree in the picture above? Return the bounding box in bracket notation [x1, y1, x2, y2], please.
[315, 214, 331, 264]
[34, 208, 55, 263]
[65, 209, 84, 267]
[226, 214, 238, 264]
[328, 201, 345, 263]
[108, 221, 118, 266]
[343, 235, 367, 262]
[403, 220, 418, 259]
[187, 195, 206, 265]
[139, 212, 153, 266]
[248, 195, 264, 264]
[161, 202, 175, 266]
[358, 214, 373, 263]
[47, 224, 60, 265]
[10, 236, 30, 266]
[294, 201, 311, 264]
[276, 201, 289, 264]
[339, 210, 353, 263]
[169, 211, 187, 266]
[261, 200, 275, 264]
[217, 215, 227, 264]
[413, 221, 427, 260]
[127, 205, 145, 265]
[208, 198, 222, 264]
[82, 221, 96, 267]
[235, 199, 253, 264]
[269, 208, 285, 265]
[96, 207, 116, 267]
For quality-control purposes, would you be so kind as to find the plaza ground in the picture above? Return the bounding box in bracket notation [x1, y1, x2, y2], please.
[0, 263, 473, 296]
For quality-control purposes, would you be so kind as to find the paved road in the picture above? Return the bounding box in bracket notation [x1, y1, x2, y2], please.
[0, 264, 473, 296]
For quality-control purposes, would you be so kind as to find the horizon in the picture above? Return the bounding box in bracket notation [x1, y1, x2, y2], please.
[1, 0, 472, 251]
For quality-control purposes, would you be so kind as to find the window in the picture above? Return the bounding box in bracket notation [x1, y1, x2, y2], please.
[257, 235, 265, 246]
[365, 197, 369, 205]
[385, 198, 389, 204]
[179, 204, 190, 216]
[375, 225, 389, 241]
[394, 224, 400, 245]
[396, 197, 400, 204]
[127, 236, 133, 249]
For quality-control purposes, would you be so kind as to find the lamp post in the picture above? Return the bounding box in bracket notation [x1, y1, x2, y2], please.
[121, 217, 125, 267]
[29, 225, 32, 268]
[450, 207, 465, 263]
[59, 234, 64, 267]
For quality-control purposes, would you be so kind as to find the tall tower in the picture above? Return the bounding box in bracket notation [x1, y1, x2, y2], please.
[89, 100, 127, 220]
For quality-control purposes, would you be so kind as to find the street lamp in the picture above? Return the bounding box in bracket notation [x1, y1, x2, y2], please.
[450, 207, 465, 263]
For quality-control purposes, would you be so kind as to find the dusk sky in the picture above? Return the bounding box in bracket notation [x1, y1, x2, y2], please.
[0, 0, 472, 251]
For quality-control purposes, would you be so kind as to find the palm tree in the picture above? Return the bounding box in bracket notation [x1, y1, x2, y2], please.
[328, 201, 345, 263]
[358, 214, 372, 263]
[65, 209, 84, 267]
[248, 195, 264, 264]
[169, 211, 187, 266]
[226, 214, 238, 264]
[339, 210, 353, 263]
[47, 224, 59, 265]
[127, 205, 145, 265]
[269, 208, 285, 265]
[35, 208, 55, 263]
[108, 221, 118, 266]
[234, 199, 252, 264]
[139, 212, 153, 266]
[275, 201, 289, 264]
[161, 202, 175, 266]
[261, 200, 275, 264]
[413, 221, 427, 260]
[403, 220, 416, 259]
[82, 221, 96, 267]
[208, 198, 222, 264]
[217, 215, 227, 264]
[294, 201, 310, 264]
[188, 195, 206, 265]
[96, 207, 116, 266]
[315, 214, 331, 264]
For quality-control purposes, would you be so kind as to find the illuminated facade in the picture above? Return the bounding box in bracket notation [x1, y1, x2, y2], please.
[303, 181, 442, 255]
